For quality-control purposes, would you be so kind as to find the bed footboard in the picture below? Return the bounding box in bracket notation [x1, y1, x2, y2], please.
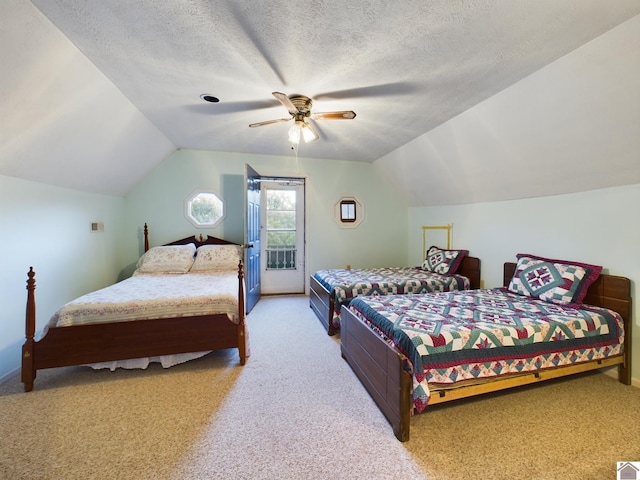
[22, 259, 247, 392]
[340, 305, 412, 441]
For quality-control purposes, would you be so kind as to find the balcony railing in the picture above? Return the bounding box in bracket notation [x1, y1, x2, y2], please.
[266, 246, 296, 270]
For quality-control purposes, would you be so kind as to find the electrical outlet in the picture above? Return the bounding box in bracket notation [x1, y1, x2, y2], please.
[480, 279, 485, 289]
[346, 264, 351, 270]
[90, 222, 104, 232]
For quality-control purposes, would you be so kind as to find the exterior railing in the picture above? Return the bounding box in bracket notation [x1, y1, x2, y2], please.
[266, 246, 296, 270]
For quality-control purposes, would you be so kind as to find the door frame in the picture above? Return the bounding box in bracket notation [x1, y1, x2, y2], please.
[259, 178, 306, 295]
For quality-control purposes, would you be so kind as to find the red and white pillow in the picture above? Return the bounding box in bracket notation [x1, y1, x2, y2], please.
[508, 253, 601, 307]
[421, 245, 468, 275]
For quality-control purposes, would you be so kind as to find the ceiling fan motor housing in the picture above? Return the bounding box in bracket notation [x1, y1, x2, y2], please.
[289, 95, 313, 117]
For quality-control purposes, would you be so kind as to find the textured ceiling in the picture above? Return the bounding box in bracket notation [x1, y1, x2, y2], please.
[1, 1, 639, 198]
[25, 0, 640, 162]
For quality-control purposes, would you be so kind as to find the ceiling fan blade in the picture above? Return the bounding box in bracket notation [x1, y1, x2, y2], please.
[311, 111, 357, 120]
[314, 82, 418, 100]
[249, 118, 291, 128]
[272, 92, 299, 115]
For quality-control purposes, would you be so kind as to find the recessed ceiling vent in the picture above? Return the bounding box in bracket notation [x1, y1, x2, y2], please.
[200, 94, 219, 103]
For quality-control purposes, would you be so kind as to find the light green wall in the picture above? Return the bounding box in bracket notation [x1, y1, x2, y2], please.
[0, 151, 409, 381]
[0, 174, 124, 381]
[121, 149, 410, 278]
[407, 183, 640, 385]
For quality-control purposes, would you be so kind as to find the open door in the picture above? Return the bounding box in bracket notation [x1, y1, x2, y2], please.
[244, 164, 262, 313]
[260, 178, 306, 294]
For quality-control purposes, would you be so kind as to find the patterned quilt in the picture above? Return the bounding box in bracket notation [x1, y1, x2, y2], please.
[45, 271, 240, 336]
[348, 289, 625, 412]
[313, 267, 470, 328]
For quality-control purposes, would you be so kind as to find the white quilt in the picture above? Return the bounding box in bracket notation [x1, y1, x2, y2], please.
[46, 271, 240, 330]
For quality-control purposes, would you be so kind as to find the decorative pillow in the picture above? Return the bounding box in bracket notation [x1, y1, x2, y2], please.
[507, 254, 602, 306]
[421, 245, 468, 275]
[135, 243, 196, 274]
[190, 244, 242, 272]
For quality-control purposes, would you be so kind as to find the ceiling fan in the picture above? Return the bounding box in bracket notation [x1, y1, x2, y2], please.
[249, 92, 356, 144]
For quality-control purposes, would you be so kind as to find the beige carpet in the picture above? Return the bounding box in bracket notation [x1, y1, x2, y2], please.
[0, 295, 638, 480]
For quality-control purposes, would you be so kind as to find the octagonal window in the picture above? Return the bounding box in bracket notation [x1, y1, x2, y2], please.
[185, 191, 225, 228]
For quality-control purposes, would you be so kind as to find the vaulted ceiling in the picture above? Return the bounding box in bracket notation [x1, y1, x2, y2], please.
[2, 1, 639, 197]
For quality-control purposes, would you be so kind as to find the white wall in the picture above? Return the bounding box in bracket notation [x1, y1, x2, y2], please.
[122, 149, 410, 280]
[0, 175, 125, 381]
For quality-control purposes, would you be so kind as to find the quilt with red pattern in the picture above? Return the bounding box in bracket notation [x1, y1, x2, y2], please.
[348, 289, 624, 412]
[313, 267, 470, 329]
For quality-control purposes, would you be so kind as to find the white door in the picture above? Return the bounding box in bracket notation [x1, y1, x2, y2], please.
[260, 179, 305, 294]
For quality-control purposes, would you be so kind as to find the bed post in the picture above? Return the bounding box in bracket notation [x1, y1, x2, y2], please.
[144, 223, 149, 252]
[237, 259, 247, 365]
[22, 268, 36, 392]
[619, 296, 633, 385]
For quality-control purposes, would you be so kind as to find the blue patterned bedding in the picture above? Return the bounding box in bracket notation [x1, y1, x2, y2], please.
[313, 267, 471, 329]
[347, 289, 624, 412]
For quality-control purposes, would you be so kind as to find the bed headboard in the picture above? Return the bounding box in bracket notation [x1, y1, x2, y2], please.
[143, 223, 237, 252]
[459, 256, 481, 290]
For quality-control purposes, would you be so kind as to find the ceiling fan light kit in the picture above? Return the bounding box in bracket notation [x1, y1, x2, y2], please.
[249, 92, 356, 144]
[288, 121, 317, 144]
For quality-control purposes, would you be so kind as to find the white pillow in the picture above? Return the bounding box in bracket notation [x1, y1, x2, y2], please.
[135, 243, 196, 274]
[190, 244, 241, 272]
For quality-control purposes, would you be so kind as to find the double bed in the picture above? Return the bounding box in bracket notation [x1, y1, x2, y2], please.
[310, 246, 481, 335]
[340, 254, 632, 441]
[21, 224, 247, 391]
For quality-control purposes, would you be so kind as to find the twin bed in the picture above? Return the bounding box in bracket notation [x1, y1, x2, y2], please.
[310, 246, 481, 335]
[340, 254, 632, 441]
[22, 224, 247, 392]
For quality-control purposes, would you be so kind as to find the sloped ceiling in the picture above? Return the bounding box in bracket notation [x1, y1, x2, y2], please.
[1, 0, 639, 198]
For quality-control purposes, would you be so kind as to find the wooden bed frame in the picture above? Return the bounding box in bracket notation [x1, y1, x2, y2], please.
[310, 256, 482, 335]
[340, 262, 632, 441]
[21, 224, 247, 392]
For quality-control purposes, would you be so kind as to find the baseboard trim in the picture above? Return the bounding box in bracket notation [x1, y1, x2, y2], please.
[0, 367, 20, 386]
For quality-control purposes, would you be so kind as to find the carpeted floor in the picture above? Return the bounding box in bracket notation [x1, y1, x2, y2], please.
[0, 295, 638, 480]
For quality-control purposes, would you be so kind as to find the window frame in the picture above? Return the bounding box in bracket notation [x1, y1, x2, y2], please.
[184, 189, 225, 228]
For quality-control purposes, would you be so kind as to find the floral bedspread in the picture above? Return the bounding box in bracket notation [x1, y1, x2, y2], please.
[45, 271, 241, 334]
[348, 289, 624, 412]
[313, 267, 470, 328]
